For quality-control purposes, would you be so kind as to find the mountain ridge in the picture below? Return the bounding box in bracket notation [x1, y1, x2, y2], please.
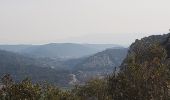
[0, 43, 123, 59]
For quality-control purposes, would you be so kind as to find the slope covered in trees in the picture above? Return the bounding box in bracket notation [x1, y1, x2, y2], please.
[1, 33, 170, 100]
[0, 50, 70, 86]
[0, 48, 127, 87]
[108, 33, 170, 100]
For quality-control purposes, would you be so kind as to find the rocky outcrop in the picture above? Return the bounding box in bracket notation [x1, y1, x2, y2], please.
[76, 48, 128, 70]
[121, 33, 170, 70]
[129, 33, 170, 57]
[68, 74, 79, 85]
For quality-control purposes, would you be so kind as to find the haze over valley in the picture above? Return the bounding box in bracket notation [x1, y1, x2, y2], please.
[0, 43, 127, 86]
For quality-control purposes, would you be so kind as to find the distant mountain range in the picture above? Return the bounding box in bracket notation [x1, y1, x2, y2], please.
[0, 43, 127, 87]
[0, 43, 123, 59]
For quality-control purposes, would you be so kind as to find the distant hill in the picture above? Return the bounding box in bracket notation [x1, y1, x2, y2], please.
[63, 48, 128, 84]
[0, 45, 35, 53]
[0, 50, 70, 86]
[0, 43, 123, 59]
[74, 48, 128, 70]
[0, 45, 127, 87]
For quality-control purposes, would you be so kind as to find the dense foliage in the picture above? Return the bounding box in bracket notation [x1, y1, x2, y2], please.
[0, 75, 110, 100]
[107, 43, 170, 100]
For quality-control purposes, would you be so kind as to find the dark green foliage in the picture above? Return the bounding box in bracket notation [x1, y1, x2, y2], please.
[0, 75, 79, 100]
[72, 79, 112, 100]
[108, 43, 170, 100]
[0, 74, 112, 100]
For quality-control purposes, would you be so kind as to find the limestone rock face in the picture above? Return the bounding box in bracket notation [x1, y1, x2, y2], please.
[68, 74, 79, 85]
[76, 48, 128, 70]
[121, 33, 170, 70]
[128, 33, 170, 57]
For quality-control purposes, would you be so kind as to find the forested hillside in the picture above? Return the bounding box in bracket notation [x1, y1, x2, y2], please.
[0, 50, 70, 86]
[0, 47, 127, 87]
[66, 48, 128, 85]
[107, 33, 170, 100]
[1, 33, 170, 100]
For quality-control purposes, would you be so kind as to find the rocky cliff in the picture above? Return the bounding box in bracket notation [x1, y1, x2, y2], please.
[121, 33, 170, 70]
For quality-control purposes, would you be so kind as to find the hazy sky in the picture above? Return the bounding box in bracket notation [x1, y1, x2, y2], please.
[0, 0, 170, 46]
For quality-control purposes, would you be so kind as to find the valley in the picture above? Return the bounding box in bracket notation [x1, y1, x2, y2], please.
[0, 43, 127, 87]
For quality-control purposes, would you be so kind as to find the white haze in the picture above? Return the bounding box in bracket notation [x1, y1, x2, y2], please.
[0, 0, 170, 46]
